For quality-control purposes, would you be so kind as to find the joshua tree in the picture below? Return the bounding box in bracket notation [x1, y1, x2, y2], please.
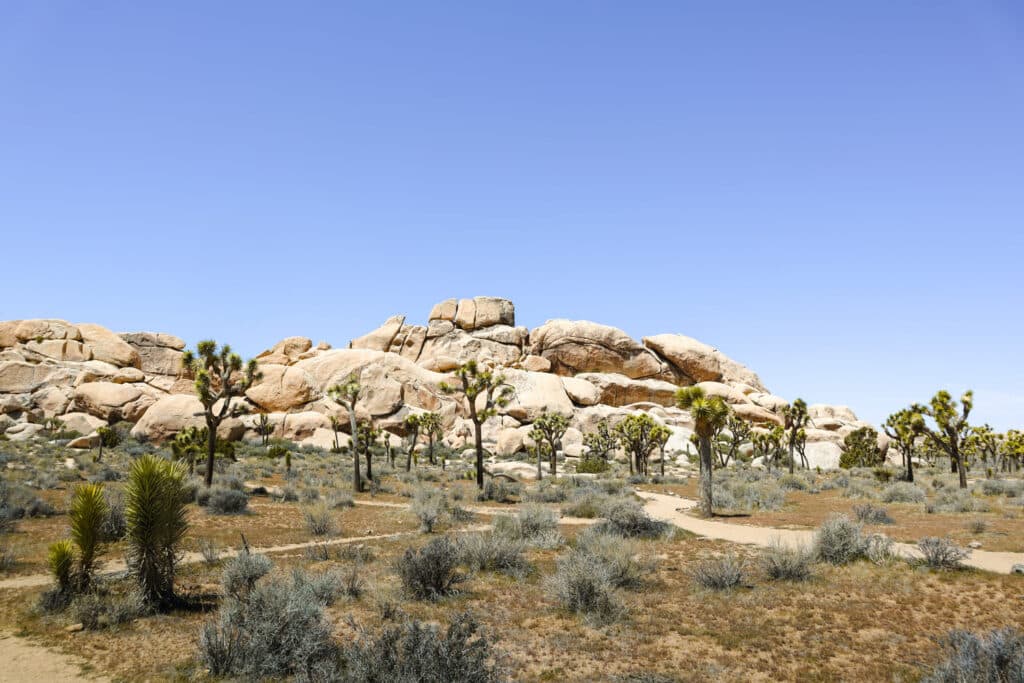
[839, 427, 883, 469]
[781, 399, 810, 473]
[170, 426, 204, 474]
[355, 420, 382, 484]
[614, 413, 660, 475]
[254, 413, 274, 446]
[420, 412, 443, 466]
[583, 419, 619, 462]
[966, 424, 1002, 473]
[1002, 430, 1024, 472]
[910, 390, 973, 489]
[181, 341, 261, 487]
[752, 426, 785, 472]
[884, 409, 917, 482]
[328, 374, 363, 493]
[125, 455, 189, 609]
[715, 415, 752, 468]
[94, 424, 122, 463]
[651, 423, 672, 476]
[677, 387, 731, 517]
[440, 361, 515, 488]
[67, 483, 107, 591]
[403, 413, 422, 472]
[528, 412, 570, 479]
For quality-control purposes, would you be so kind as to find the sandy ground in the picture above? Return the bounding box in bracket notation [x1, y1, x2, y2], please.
[0, 632, 107, 682]
[638, 490, 1024, 574]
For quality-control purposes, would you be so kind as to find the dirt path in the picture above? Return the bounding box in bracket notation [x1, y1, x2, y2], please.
[0, 631, 107, 682]
[638, 490, 1024, 574]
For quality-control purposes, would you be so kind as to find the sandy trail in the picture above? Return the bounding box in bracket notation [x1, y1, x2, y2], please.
[638, 490, 1024, 574]
[0, 632, 107, 682]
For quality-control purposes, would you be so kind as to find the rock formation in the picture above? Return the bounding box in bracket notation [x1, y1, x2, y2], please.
[0, 299, 878, 469]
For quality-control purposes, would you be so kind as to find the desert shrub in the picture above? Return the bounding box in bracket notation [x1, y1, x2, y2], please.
[880, 482, 927, 504]
[841, 481, 877, 500]
[777, 473, 810, 491]
[976, 479, 1024, 498]
[329, 491, 355, 508]
[198, 538, 221, 566]
[337, 564, 365, 599]
[395, 537, 465, 600]
[100, 491, 127, 541]
[853, 503, 894, 525]
[458, 532, 529, 578]
[523, 481, 568, 503]
[561, 490, 609, 518]
[305, 504, 338, 536]
[410, 486, 446, 533]
[0, 543, 14, 570]
[477, 478, 519, 503]
[933, 490, 990, 514]
[125, 455, 189, 609]
[291, 568, 343, 606]
[576, 458, 611, 474]
[340, 611, 505, 683]
[546, 550, 625, 624]
[222, 551, 273, 599]
[199, 569, 339, 679]
[918, 537, 970, 570]
[864, 533, 898, 565]
[68, 482, 108, 589]
[574, 527, 650, 589]
[692, 554, 745, 590]
[924, 627, 1024, 683]
[493, 504, 562, 548]
[202, 487, 249, 514]
[761, 541, 814, 582]
[598, 499, 667, 539]
[72, 588, 146, 630]
[814, 514, 866, 565]
[967, 518, 988, 534]
[711, 485, 738, 511]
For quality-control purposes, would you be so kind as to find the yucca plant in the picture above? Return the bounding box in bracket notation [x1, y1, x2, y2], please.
[48, 539, 76, 593]
[125, 455, 189, 609]
[69, 483, 108, 589]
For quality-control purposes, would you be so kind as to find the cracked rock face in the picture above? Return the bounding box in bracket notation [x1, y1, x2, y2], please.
[0, 298, 871, 466]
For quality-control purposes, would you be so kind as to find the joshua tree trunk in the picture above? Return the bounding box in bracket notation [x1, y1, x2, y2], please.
[536, 446, 543, 481]
[473, 419, 484, 489]
[364, 447, 373, 483]
[204, 414, 218, 487]
[406, 426, 418, 472]
[347, 405, 361, 493]
[788, 439, 796, 474]
[905, 450, 914, 482]
[955, 450, 967, 489]
[699, 436, 713, 517]
[549, 438, 558, 478]
[660, 445, 666, 476]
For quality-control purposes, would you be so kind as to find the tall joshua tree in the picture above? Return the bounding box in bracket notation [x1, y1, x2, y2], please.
[440, 360, 514, 488]
[753, 425, 785, 472]
[420, 412, 443, 466]
[651, 423, 672, 476]
[329, 374, 363, 493]
[911, 390, 973, 489]
[781, 399, 810, 474]
[884, 409, 918, 482]
[529, 411, 569, 480]
[181, 341, 261, 487]
[716, 415, 752, 468]
[614, 413, 659, 476]
[403, 413, 422, 472]
[677, 386, 730, 517]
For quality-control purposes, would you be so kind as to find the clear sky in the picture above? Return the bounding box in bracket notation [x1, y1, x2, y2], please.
[2, 2, 1022, 430]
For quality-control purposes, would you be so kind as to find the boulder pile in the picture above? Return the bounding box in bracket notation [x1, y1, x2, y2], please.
[0, 299, 880, 470]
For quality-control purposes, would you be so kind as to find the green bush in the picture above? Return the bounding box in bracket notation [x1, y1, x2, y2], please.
[457, 532, 529, 578]
[395, 537, 465, 600]
[546, 550, 626, 624]
[761, 541, 814, 582]
[814, 514, 866, 565]
[924, 627, 1024, 682]
[692, 554, 745, 590]
[575, 458, 611, 474]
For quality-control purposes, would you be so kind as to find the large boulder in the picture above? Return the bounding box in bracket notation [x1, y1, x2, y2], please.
[530, 320, 673, 381]
[350, 315, 406, 352]
[808, 404, 859, 423]
[440, 296, 514, 331]
[500, 369, 574, 422]
[418, 327, 522, 370]
[77, 323, 141, 368]
[561, 376, 601, 406]
[643, 334, 765, 391]
[13, 319, 82, 343]
[574, 373, 679, 407]
[120, 332, 186, 376]
[255, 336, 313, 365]
[694, 381, 752, 406]
[22, 339, 91, 362]
[246, 364, 314, 412]
[130, 394, 204, 441]
[0, 361, 75, 394]
[72, 382, 154, 422]
[388, 324, 428, 361]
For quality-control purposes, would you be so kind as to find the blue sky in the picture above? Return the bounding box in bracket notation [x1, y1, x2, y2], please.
[2, 2, 1022, 429]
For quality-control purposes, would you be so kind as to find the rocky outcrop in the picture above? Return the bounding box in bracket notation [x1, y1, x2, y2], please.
[0, 300, 875, 470]
[642, 334, 765, 391]
[530, 320, 674, 381]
